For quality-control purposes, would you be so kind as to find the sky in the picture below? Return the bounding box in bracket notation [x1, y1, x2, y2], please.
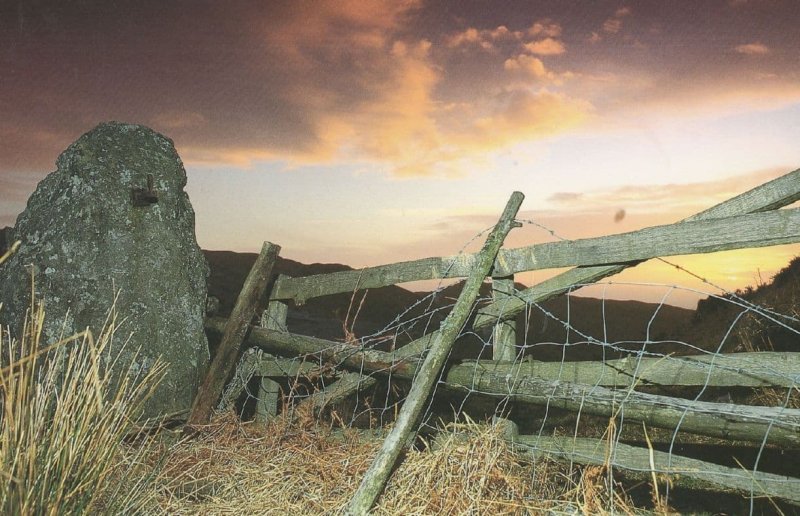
[2, 0, 800, 308]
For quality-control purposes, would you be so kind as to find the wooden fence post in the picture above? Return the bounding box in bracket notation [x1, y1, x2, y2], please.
[491, 275, 519, 440]
[346, 192, 524, 515]
[255, 300, 288, 423]
[185, 241, 280, 431]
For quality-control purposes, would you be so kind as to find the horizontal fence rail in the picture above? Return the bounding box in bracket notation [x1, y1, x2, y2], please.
[206, 319, 800, 449]
[514, 435, 800, 504]
[460, 352, 800, 389]
[271, 167, 800, 304]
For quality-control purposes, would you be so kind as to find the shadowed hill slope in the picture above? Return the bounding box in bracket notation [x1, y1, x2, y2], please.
[205, 251, 695, 358]
[675, 255, 800, 353]
[204, 250, 424, 344]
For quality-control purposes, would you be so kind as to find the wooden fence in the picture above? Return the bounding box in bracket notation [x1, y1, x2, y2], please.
[205, 167, 800, 505]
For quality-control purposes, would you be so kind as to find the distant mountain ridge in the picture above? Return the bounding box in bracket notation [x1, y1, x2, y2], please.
[204, 250, 697, 358]
[204, 250, 424, 344]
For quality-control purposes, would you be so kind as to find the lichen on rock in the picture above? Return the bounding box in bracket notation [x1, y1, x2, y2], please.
[0, 122, 210, 420]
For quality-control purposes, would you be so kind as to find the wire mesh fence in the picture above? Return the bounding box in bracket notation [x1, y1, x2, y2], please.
[209, 163, 800, 511]
[214, 218, 800, 511]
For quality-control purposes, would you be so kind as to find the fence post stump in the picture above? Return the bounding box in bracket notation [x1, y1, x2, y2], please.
[255, 299, 288, 423]
[185, 241, 280, 432]
[491, 275, 519, 440]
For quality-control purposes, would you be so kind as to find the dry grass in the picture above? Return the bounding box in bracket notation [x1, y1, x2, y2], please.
[0, 291, 166, 514]
[134, 413, 657, 515]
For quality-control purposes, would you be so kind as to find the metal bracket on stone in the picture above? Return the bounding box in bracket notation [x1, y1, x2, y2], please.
[131, 174, 159, 206]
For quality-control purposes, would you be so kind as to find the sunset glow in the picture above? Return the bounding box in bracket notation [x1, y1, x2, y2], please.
[2, 1, 800, 307]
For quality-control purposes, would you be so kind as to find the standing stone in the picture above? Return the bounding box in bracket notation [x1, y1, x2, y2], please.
[0, 227, 10, 255]
[0, 122, 209, 420]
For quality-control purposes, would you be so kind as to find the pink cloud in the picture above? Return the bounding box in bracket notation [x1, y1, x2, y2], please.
[603, 18, 623, 34]
[445, 25, 522, 50]
[735, 42, 770, 55]
[528, 20, 562, 38]
[601, 6, 631, 35]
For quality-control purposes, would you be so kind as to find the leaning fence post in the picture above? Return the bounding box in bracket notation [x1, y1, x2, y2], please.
[346, 192, 524, 515]
[185, 241, 281, 431]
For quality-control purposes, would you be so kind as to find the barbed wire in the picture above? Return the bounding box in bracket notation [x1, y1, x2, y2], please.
[228, 217, 800, 512]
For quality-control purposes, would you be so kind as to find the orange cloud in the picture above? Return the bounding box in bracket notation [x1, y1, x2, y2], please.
[249, 8, 590, 178]
[524, 37, 566, 56]
[465, 89, 591, 149]
[504, 54, 553, 78]
[504, 54, 574, 86]
[528, 20, 562, 38]
[735, 42, 770, 55]
[445, 25, 522, 50]
[317, 40, 443, 174]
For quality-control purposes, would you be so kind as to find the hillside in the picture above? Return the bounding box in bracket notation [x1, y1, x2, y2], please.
[204, 250, 426, 346]
[205, 250, 694, 359]
[675, 255, 800, 354]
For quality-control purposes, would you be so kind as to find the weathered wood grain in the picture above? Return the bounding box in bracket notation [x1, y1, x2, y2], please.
[206, 318, 417, 378]
[295, 372, 376, 418]
[444, 372, 800, 448]
[491, 275, 519, 436]
[271, 167, 800, 304]
[514, 435, 800, 504]
[449, 352, 800, 389]
[255, 300, 290, 422]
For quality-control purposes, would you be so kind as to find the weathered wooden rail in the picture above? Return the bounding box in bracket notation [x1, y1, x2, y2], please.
[206, 167, 800, 506]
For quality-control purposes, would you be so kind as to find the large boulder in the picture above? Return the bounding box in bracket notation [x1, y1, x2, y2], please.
[0, 122, 209, 419]
[0, 226, 10, 255]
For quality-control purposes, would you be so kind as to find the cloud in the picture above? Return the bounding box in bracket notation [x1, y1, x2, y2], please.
[544, 167, 792, 221]
[528, 20, 562, 38]
[597, 5, 632, 38]
[445, 25, 522, 50]
[315, 39, 444, 176]
[504, 54, 574, 85]
[734, 42, 770, 55]
[0, 0, 427, 172]
[603, 18, 623, 34]
[504, 55, 553, 79]
[5, 0, 795, 186]
[464, 89, 591, 149]
[524, 37, 566, 56]
[548, 192, 584, 203]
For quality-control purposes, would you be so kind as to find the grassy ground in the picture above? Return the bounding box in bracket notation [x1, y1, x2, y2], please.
[0, 299, 166, 514]
[130, 414, 648, 515]
[3, 305, 792, 514]
[0, 297, 637, 515]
